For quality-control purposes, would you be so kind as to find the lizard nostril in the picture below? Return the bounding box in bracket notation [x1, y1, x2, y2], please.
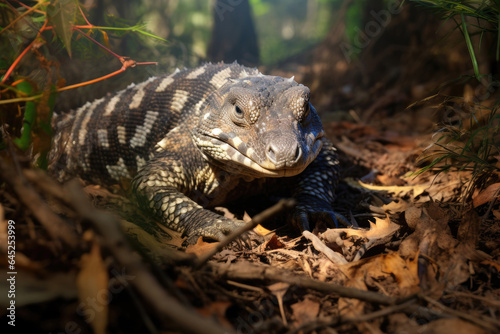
[266, 144, 277, 163]
[293, 145, 302, 162]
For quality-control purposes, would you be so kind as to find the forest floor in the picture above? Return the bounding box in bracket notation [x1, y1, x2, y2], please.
[1, 95, 499, 333]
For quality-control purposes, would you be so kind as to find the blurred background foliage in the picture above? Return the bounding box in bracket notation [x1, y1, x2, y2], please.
[88, 0, 343, 67]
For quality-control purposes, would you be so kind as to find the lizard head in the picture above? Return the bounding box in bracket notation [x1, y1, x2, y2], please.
[195, 74, 325, 178]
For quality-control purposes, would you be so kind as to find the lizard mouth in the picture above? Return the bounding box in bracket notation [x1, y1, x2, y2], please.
[197, 131, 324, 178]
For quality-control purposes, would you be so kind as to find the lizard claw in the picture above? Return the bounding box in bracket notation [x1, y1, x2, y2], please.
[292, 202, 348, 232]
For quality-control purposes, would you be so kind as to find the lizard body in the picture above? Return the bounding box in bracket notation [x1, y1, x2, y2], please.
[49, 62, 340, 241]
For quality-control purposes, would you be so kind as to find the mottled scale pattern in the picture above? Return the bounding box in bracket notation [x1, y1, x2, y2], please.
[48, 62, 341, 242]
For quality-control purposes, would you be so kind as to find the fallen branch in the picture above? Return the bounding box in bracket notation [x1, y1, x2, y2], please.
[194, 199, 295, 268]
[209, 261, 409, 306]
[421, 294, 500, 332]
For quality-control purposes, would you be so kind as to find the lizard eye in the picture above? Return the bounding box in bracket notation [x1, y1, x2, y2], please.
[234, 105, 244, 118]
[304, 102, 310, 118]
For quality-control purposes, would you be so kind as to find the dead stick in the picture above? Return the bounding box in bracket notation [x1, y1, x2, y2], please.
[194, 199, 295, 268]
[210, 261, 404, 306]
[444, 290, 500, 307]
[421, 294, 500, 332]
[65, 180, 233, 334]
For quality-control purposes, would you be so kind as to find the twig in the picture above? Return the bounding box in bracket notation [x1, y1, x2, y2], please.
[194, 199, 295, 268]
[64, 180, 233, 334]
[209, 261, 409, 306]
[421, 294, 500, 332]
[444, 290, 500, 308]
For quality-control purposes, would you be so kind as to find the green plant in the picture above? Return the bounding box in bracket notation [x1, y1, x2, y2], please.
[0, 0, 164, 162]
[409, 0, 500, 80]
[414, 100, 500, 200]
[407, 1, 500, 204]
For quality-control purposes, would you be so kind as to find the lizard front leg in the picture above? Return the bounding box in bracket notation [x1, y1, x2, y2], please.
[290, 138, 347, 230]
[132, 153, 246, 243]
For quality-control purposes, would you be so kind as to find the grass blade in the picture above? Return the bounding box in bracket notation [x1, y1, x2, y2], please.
[461, 13, 480, 80]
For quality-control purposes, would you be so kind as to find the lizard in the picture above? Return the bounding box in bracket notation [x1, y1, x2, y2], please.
[48, 62, 342, 243]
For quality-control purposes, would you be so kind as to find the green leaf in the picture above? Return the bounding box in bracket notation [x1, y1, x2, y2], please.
[94, 24, 168, 42]
[47, 0, 78, 57]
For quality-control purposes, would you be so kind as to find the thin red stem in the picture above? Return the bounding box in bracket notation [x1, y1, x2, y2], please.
[11, 0, 45, 14]
[57, 68, 126, 92]
[74, 27, 122, 59]
[1, 19, 48, 85]
[78, 4, 93, 26]
[136, 62, 158, 66]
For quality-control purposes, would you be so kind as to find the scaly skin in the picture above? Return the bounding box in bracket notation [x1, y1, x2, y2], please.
[48, 62, 341, 242]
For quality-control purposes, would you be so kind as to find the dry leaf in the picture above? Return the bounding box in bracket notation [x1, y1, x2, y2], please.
[404, 206, 423, 229]
[401, 202, 473, 296]
[376, 174, 406, 186]
[493, 208, 500, 220]
[322, 217, 399, 261]
[196, 300, 233, 328]
[122, 220, 181, 252]
[418, 318, 486, 334]
[290, 297, 320, 327]
[254, 224, 272, 236]
[351, 253, 419, 294]
[481, 260, 500, 272]
[77, 243, 109, 334]
[353, 179, 429, 198]
[243, 211, 253, 223]
[264, 234, 284, 250]
[303, 231, 347, 264]
[215, 206, 236, 219]
[473, 182, 500, 208]
[185, 237, 219, 256]
[338, 273, 368, 322]
[382, 199, 411, 214]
